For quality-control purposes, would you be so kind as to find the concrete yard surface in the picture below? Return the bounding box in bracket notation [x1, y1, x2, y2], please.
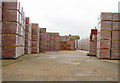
[2, 50, 119, 81]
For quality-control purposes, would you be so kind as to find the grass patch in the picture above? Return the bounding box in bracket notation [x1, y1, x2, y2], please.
[2, 54, 39, 67]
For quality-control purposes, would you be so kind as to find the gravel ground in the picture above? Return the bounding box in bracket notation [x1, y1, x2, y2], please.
[2, 50, 119, 81]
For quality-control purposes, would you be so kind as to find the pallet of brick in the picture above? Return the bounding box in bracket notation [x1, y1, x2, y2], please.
[97, 12, 112, 59]
[54, 33, 60, 51]
[31, 23, 39, 53]
[25, 17, 31, 54]
[111, 13, 120, 59]
[2, 1, 25, 58]
[50, 33, 55, 51]
[0, 0, 2, 58]
[70, 36, 75, 50]
[39, 28, 46, 53]
[46, 33, 51, 51]
[89, 29, 97, 56]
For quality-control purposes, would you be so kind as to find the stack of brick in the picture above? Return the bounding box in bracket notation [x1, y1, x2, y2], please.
[60, 36, 75, 50]
[46, 32, 60, 51]
[97, 13, 112, 59]
[0, 0, 2, 58]
[2, 1, 25, 58]
[111, 13, 120, 59]
[39, 28, 46, 53]
[31, 23, 39, 53]
[89, 29, 97, 56]
[25, 17, 31, 54]
[54, 33, 60, 51]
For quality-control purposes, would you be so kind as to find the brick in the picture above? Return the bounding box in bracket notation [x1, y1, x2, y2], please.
[31, 47, 39, 53]
[97, 49, 110, 59]
[99, 12, 112, 21]
[0, 47, 2, 58]
[112, 31, 120, 40]
[3, 9, 20, 22]
[40, 28, 46, 33]
[111, 50, 120, 59]
[32, 41, 38, 47]
[0, 34, 1, 46]
[112, 22, 120, 30]
[3, 2, 20, 10]
[98, 21, 112, 32]
[0, 8, 2, 21]
[0, 22, 2, 34]
[2, 47, 19, 58]
[3, 22, 20, 34]
[97, 30, 111, 40]
[97, 40, 111, 49]
[25, 47, 31, 54]
[2, 34, 18, 46]
[112, 13, 120, 21]
[89, 49, 96, 56]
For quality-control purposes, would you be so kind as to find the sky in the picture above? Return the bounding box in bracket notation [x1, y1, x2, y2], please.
[19, 0, 119, 39]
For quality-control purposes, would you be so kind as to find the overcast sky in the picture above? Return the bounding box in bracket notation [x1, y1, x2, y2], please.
[20, 0, 119, 39]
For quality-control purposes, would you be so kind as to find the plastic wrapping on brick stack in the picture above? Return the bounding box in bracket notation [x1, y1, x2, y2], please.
[0, 0, 2, 58]
[2, 1, 25, 58]
[31, 23, 39, 53]
[25, 17, 32, 54]
[39, 28, 46, 53]
[89, 29, 97, 56]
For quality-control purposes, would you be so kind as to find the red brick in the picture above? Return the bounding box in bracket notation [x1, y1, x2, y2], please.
[98, 21, 112, 32]
[99, 12, 112, 21]
[0, 34, 1, 46]
[97, 49, 110, 59]
[0, 22, 2, 34]
[112, 31, 120, 40]
[3, 2, 20, 10]
[112, 13, 120, 21]
[112, 22, 120, 30]
[111, 42, 120, 59]
[97, 30, 111, 40]
[31, 47, 39, 53]
[97, 40, 111, 49]
[2, 47, 18, 58]
[40, 28, 46, 33]
[0, 9, 2, 21]
[2, 34, 18, 46]
[3, 9, 20, 22]
[3, 22, 20, 34]
[0, 47, 2, 58]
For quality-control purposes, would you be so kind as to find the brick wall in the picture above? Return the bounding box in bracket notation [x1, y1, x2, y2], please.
[2, 1, 25, 58]
[25, 17, 32, 54]
[31, 23, 40, 53]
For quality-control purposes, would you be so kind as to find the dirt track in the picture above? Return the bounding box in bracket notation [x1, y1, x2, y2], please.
[2, 50, 118, 81]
